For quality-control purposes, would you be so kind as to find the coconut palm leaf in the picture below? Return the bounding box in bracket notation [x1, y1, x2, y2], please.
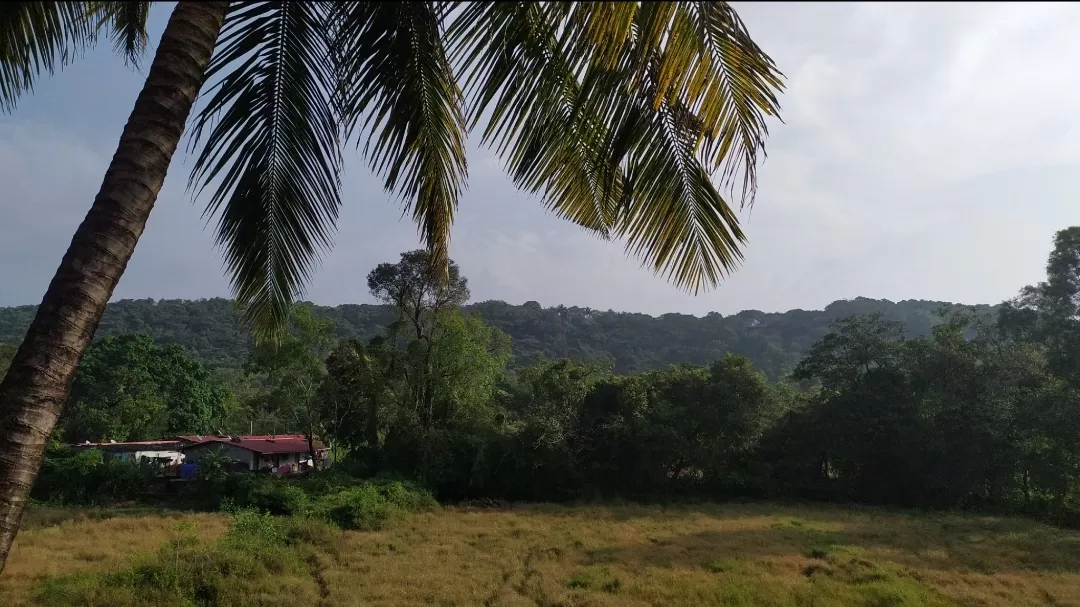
[0, 2, 97, 112]
[88, 1, 151, 67]
[448, 2, 622, 237]
[188, 0, 782, 338]
[449, 1, 784, 292]
[330, 2, 467, 275]
[0, 2, 151, 111]
[187, 0, 342, 340]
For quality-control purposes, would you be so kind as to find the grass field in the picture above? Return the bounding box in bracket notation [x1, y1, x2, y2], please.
[3, 502, 1079, 606]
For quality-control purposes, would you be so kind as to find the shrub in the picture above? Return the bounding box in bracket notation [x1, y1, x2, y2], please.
[32, 446, 156, 506]
[312, 480, 437, 531]
[209, 471, 436, 532]
[247, 482, 310, 516]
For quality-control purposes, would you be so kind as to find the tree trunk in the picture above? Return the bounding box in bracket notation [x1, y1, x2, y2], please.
[306, 431, 318, 471]
[365, 397, 380, 472]
[0, 1, 228, 573]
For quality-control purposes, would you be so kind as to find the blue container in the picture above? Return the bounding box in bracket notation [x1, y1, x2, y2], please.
[178, 462, 198, 479]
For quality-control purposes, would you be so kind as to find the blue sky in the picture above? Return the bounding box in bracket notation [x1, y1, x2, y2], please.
[1, 2, 1078, 315]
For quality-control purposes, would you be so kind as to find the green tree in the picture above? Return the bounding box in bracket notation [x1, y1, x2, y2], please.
[320, 337, 396, 469]
[245, 305, 335, 465]
[999, 227, 1080, 386]
[500, 358, 613, 498]
[368, 250, 470, 341]
[61, 334, 225, 443]
[407, 311, 512, 494]
[0, 1, 783, 567]
[791, 314, 906, 392]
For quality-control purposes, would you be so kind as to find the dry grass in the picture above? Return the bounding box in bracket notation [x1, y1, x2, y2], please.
[1, 507, 228, 606]
[5, 502, 1080, 606]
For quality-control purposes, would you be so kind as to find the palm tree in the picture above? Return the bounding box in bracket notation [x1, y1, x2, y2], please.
[0, 1, 783, 571]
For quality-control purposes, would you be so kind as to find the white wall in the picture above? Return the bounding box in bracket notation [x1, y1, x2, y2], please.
[107, 450, 183, 464]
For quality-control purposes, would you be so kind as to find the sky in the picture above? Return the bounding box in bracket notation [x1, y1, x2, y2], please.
[1, 2, 1078, 316]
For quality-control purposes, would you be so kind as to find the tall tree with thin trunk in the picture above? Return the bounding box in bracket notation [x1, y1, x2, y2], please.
[0, 1, 228, 572]
[0, 1, 783, 571]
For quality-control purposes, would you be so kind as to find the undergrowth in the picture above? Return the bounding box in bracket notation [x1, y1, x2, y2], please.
[36, 510, 337, 607]
[34, 475, 437, 606]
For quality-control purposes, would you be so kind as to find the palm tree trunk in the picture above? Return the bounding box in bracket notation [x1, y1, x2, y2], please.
[0, 1, 228, 573]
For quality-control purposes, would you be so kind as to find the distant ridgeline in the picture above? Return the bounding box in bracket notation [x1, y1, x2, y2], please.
[0, 297, 997, 380]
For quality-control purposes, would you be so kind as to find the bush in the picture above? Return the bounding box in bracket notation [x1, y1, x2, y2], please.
[203, 471, 437, 532]
[248, 482, 310, 516]
[311, 480, 437, 531]
[32, 446, 156, 506]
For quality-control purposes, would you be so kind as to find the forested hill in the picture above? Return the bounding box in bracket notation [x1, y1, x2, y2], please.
[0, 297, 997, 379]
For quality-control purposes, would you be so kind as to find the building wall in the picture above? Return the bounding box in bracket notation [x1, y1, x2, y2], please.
[255, 451, 314, 472]
[107, 450, 183, 464]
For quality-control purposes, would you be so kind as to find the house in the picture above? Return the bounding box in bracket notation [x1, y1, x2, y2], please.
[177, 434, 328, 474]
[72, 440, 185, 467]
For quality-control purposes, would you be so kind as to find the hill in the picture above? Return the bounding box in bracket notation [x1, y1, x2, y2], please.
[0, 297, 998, 379]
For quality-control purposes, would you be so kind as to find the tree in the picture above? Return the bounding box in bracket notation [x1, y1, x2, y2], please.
[60, 334, 226, 443]
[363, 252, 511, 491]
[368, 249, 470, 341]
[320, 337, 396, 468]
[999, 227, 1080, 386]
[0, 1, 783, 568]
[400, 310, 512, 494]
[245, 305, 335, 466]
[0, 1, 226, 568]
[791, 314, 907, 393]
[367, 249, 473, 432]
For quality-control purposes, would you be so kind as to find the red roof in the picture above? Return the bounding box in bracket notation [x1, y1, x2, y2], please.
[178, 434, 326, 455]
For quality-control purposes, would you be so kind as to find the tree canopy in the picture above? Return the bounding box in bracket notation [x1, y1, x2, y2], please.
[0, 296, 997, 382]
[59, 334, 226, 443]
[28, 227, 1080, 527]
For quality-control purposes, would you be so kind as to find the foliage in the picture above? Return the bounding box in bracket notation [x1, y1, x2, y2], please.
[999, 226, 1080, 387]
[178, 2, 785, 337]
[0, 297, 997, 381]
[243, 304, 335, 454]
[0, 342, 14, 380]
[0, 2, 152, 113]
[192, 467, 437, 532]
[319, 337, 394, 467]
[311, 481, 438, 531]
[59, 334, 226, 443]
[22, 229, 1080, 526]
[31, 446, 155, 506]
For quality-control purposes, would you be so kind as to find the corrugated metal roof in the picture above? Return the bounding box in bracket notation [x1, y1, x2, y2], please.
[73, 440, 184, 452]
[178, 434, 326, 455]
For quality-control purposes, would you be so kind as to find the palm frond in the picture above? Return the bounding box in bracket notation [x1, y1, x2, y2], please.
[447, 2, 620, 237]
[187, 1, 342, 342]
[684, 2, 784, 202]
[330, 2, 467, 276]
[89, 1, 151, 67]
[0, 2, 97, 112]
[449, 1, 784, 294]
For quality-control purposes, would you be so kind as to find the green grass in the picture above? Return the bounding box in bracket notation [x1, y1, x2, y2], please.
[4, 502, 1080, 606]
